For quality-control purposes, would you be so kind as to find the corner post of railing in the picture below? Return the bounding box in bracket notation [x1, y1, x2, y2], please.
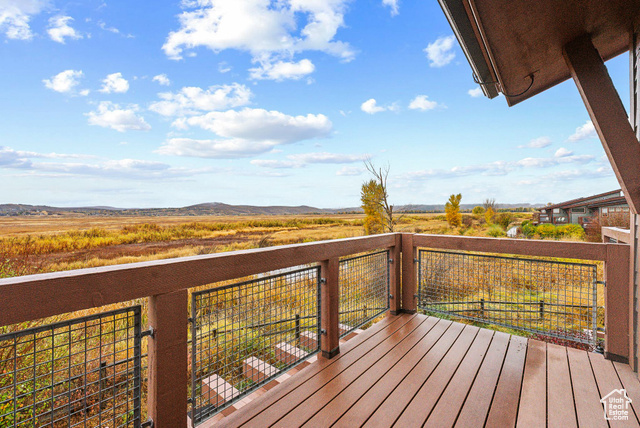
[401, 233, 417, 313]
[389, 233, 403, 315]
[147, 289, 189, 427]
[320, 257, 340, 358]
[604, 243, 631, 364]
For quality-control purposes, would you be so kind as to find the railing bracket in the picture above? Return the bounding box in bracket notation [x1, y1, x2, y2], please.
[414, 258, 419, 263]
[389, 294, 394, 299]
[388, 258, 394, 263]
[140, 326, 155, 339]
[320, 329, 327, 335]
[141, 419, 154, 428]
[320, 278, 327, 284]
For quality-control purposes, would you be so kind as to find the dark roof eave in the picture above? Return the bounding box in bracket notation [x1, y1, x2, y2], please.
[437, 0, 499, 99]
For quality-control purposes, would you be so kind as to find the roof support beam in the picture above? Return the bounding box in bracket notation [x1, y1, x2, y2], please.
[563, 35, 640, 214]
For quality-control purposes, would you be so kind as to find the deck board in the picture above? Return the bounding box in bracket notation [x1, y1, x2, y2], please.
[212, 314, 640, 428]
[361, 322, 468, 427]
[485, 335, 528, 428]
[273, 315, 432, 426]
[546, 343, 578, 428]
[567, 347, 608, 428]
[454, 331, 510, 428]
[516, 339, 547, 427]
[398, 326, 492, 426]
[301, 316, 440, 427]
[332, 318, 453, 427]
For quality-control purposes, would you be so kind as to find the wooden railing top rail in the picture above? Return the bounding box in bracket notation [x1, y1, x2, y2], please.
[412, 233, 620, 261]
[0, 233, 625, 328]
[0, 233, 397, 327]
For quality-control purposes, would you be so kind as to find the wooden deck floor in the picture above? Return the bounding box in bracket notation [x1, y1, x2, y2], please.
[214, 313, 640, 427]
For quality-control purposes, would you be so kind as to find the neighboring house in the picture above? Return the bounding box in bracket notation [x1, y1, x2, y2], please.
[535, 189, 629, 226]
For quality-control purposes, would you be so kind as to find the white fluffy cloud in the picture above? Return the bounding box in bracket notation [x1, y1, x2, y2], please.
[468, 87, 483, 97]
[404, 152, 595, 181]
[0, 146, 201, 180]
[424, 35, 456, 67]
[554, 147, 573, 158]
[249, 59, 315, 81]
[149, 83, 252, 117]
[408, 95, 439, 111]
[0, 0, 48, 40]
[157, 107, 332, 158]
[99, 72, 130, 94]
[336, 166, 364, 176]
[43, 69, 84, 94]
[152, 74, 171, 86]
[47, 15, 82, 43]
[162, 0, 353, 80]
[251, 152, 365, 168]
[568, 120, 596, 142]
[86, 102, 151, 132]
[382, 0, 399, 16]
[519, 136, 552, 149]
[361, 98, 397, 114]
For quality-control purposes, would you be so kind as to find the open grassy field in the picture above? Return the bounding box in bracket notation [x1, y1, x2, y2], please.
[2, 212, 531, 276]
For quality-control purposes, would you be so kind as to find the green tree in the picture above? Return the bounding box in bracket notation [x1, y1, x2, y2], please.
[361, 179, 385, 234]
[445, 194, 462, 227]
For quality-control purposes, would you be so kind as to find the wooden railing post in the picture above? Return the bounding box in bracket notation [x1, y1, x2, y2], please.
[320, 258, 340, 358]
[148, 289, 188, 427]
[389, 233, 402, 315]
[401, 233, 417, 313]
[604, 244, 631, 363]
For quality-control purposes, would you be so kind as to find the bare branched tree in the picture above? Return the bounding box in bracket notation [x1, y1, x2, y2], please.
[364, 160, 396, 232]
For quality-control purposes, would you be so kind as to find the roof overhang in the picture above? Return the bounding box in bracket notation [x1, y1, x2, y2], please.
[438, 0, 640, 106]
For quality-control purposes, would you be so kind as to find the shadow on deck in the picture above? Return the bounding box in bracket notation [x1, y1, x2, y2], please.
[209, 313, 640, 427]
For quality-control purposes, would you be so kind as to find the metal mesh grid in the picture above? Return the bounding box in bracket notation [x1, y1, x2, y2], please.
[190, 267, 320, 425]
[0, 307, 142, 427]
[418, 250, 598, 347]
[338, 250, 390, 337]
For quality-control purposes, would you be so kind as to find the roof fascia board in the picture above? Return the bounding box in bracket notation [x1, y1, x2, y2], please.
[438, 0, 499, 98]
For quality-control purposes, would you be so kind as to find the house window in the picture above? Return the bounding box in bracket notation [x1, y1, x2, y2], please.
[623, 207, 630, 212]
[602, 207, 608, 216]
[572, 207, 585, 213]
[553, 208, 560, 214]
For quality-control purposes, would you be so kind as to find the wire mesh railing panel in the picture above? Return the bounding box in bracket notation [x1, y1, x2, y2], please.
[418, 250, 598, 347]
[0, 306, 142, 428]
[190, 267, 320, 425]
[339, 250, 390, 337]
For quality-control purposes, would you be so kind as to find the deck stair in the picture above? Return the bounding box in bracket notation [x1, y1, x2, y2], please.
[300, 331, 318, 349]
[242, 357, 279, 383]
[274, 342, 309, 364]
[201, 374, 240, 407]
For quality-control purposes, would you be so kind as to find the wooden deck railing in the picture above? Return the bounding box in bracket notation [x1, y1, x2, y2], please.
[0, 232, 631, 427]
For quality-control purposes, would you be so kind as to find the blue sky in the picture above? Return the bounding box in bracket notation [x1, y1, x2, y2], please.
[0, 0, 628, 208]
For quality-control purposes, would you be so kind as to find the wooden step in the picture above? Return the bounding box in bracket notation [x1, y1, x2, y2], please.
[339, 323, 352, 336]
[300, 331, 318, 349]
[243, 357, 279, 383]
[274, 342, 309, 365]
[201, 374, 239, 407]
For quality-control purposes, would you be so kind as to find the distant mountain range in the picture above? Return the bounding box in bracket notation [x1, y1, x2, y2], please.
[0, 202, 544, 217]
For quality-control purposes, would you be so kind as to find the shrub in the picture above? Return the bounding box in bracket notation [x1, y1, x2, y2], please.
[558, 224, 585, 239]
[536, 224, 558, 239]
[461, 215, 474, 228]
[495, 212, 515, 230]
[487, 225, 506, 237]
[521, 221, 536, 238]
[472, 206, 485, 216]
